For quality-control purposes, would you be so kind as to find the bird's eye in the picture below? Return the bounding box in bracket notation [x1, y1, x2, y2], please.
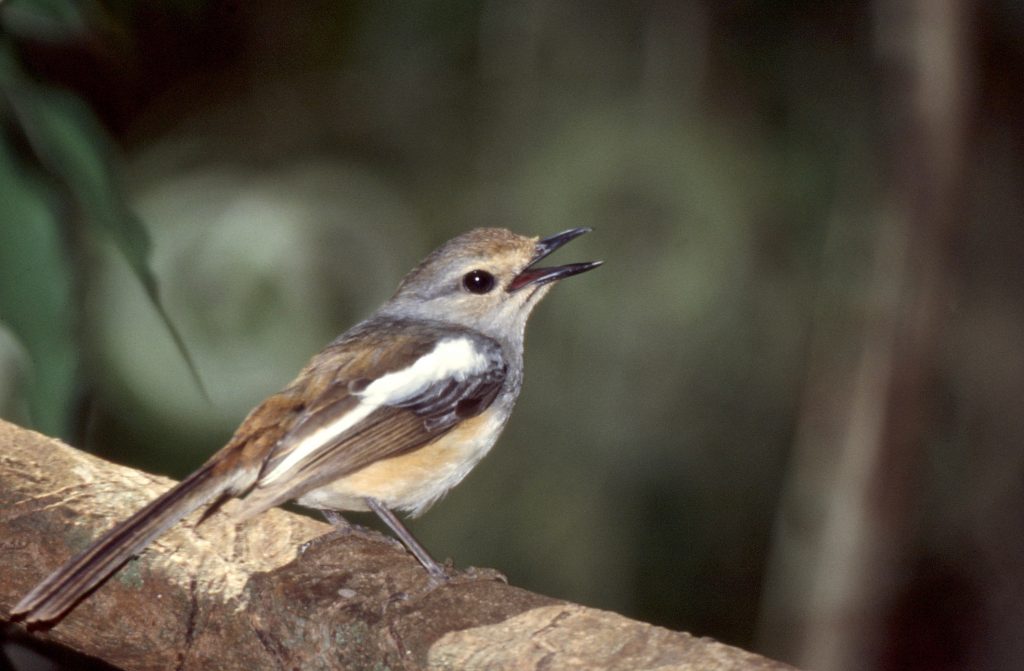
[462, 269, 496, 294]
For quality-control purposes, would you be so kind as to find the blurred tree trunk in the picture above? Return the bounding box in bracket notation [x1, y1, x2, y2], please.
[756, 1, 971, 669]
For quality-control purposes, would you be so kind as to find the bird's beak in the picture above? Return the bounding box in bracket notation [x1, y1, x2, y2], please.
[508, 227, 602, 292]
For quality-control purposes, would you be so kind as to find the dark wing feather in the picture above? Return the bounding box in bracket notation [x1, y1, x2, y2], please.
[397, 359, 507, 431]
[241, 318, 507, 514]
[252, 406, 436, 509]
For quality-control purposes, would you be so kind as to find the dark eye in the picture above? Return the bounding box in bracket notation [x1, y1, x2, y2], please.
[462, 269, 496, 294]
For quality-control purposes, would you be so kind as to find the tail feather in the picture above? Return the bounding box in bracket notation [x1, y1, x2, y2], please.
[13, 462, 229, 623]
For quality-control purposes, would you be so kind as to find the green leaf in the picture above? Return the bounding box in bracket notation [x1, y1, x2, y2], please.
[0, 132, 78, 438]
[2, 66, 209, 407]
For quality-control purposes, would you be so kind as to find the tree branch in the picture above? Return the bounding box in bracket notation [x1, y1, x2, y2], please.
[0, 419, 794, 670]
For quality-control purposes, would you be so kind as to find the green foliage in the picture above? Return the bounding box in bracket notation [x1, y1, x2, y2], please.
[0, 110, 77, 437]
[0, 1, 204, 438]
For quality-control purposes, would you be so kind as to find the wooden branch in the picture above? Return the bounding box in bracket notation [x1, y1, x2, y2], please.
[0, 419, 794, 670]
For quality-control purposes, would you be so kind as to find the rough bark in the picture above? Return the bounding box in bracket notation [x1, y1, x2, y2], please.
[0, 419, 794, 670]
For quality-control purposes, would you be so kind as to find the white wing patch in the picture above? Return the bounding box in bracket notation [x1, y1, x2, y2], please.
[259, 337, 492, 485]
[360, 338, 492, 404]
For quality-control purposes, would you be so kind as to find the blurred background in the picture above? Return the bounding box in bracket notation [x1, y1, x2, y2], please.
[1, 0, 1022, 669]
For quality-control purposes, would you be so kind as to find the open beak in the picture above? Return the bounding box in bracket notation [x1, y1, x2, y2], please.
[508, 227, 602, 292]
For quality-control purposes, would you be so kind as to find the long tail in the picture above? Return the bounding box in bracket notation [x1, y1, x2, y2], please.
[13, 461, 230, 623]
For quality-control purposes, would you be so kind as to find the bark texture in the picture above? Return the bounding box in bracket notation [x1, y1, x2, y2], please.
[0, 419, 794, 670]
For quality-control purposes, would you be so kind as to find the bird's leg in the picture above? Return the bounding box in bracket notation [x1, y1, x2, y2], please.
[321, 509, 352, 530]
[300, 510, 357, 554]
[365, 497, 447, 581]
[322, 509, 388, 537]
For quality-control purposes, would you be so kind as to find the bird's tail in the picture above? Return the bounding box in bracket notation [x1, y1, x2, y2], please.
[13, 461, 230, 623]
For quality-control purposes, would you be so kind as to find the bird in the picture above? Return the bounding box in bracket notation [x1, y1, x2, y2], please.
[14, 226, 601, 623]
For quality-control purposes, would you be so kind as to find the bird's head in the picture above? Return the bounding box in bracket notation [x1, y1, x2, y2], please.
[384, 227, 601, 344]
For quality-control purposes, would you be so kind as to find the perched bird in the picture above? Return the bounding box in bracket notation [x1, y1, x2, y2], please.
[14, 226, 601, 623]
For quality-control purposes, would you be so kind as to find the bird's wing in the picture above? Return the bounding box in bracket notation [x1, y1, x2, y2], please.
[238, 318, 507, 514]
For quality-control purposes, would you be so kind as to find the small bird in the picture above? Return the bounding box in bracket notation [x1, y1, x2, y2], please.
[14, 227, 600, 623]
